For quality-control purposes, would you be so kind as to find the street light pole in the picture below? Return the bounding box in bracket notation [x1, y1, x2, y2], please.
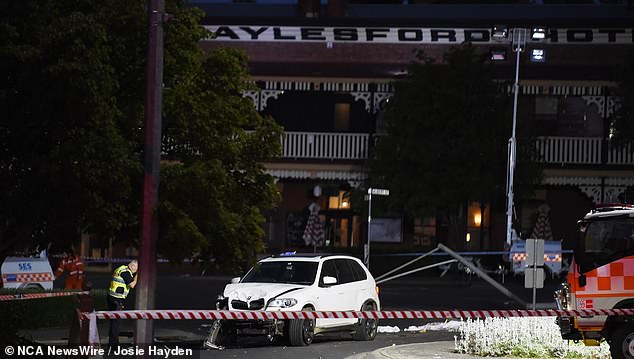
[136, 0, 165, 345]
[506, 28, 526, 246]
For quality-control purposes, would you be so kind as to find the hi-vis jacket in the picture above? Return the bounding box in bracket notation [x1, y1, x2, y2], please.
[109, 265, 133, 299]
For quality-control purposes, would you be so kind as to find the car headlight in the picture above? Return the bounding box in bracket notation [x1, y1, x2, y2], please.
[267, 298, 298, 308]
[216, 295, 228, 310]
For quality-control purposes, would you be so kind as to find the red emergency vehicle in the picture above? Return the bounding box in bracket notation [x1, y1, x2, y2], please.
[555, 204, 634, 359]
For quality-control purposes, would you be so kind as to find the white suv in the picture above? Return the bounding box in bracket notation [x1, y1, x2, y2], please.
[213, 253, 380, 346]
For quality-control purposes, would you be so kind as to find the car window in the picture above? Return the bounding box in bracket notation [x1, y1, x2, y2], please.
[334, 259, 355, 284]
[320, 260, 338, 286]
[242, 261, 318, 285]
[349, 259, 367, 281]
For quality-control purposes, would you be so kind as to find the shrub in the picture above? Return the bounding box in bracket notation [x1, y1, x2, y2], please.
[0, 289, 107, 345]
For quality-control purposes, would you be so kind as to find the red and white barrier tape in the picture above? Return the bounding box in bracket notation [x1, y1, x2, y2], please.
[0, 291, 89, 302]
[79, 308, 634, 321]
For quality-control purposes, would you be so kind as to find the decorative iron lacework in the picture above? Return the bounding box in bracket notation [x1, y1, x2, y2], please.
[244, 80, 615, 113]
[543, 176, 634, 204]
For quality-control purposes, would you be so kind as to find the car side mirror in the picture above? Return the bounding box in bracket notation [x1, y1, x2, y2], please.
[323, 276, 337, 286]
[230, 277, 240, 284]
[578, 274, 586, 288]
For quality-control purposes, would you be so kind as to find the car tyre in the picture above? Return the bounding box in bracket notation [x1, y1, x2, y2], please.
[287, 307, 315, 346]
[610, 323, 634, 359]
[354, 302, 377, 341]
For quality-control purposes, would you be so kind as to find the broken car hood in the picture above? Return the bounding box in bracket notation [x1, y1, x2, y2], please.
[223, 282, 305, 303]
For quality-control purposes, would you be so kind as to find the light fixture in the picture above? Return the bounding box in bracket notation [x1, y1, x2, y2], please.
[531, 27, 548, 40]
[530, 48, 546, 63]
[474, 212, 482, 227]
[491, 25, 509, 40]
[341, 201, 349, 208]
[490, 48, 507, 61]
[466, 233, 471, 243]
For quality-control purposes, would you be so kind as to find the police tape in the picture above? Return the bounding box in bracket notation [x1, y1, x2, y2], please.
[79, 308, 634, 321]
[0, 291, 89, 301]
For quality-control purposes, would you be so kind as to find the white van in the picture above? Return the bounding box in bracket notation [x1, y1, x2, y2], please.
[1, 256, 55, 290]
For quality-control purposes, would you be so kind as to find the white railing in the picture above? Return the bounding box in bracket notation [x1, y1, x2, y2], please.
[607, 140, 634, 165]
[164, 132, 632, 166]
[531, 136, 634, 166]
[532, 137, 603, 164]
[281, 131, 369, 160]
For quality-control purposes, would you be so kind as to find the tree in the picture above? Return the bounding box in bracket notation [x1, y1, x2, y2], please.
[0, 0, 281, 270]
[159, 48, 282, 271]
[370, 44, 537, 245]
[0, 0, 140, 253]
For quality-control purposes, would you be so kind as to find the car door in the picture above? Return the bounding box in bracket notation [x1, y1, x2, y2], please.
[315, 259, 347, 327]
[334, 259, 363, 325]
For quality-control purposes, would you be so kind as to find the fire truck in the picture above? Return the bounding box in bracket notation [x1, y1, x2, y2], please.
[555, 204, 634, 359]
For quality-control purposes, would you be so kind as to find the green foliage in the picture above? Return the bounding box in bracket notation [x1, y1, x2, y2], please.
[371, 45, 511, 216]
[370, 44, 540, 242]
[0, 0, 281, 269]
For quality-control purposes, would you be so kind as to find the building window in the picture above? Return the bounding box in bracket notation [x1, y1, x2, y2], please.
[414, 217, 436, 246]
[535, 96, 558, 116]
[328, 191, 350, 210]
[532, 96, 559, 136]
[467, 202, 489, 247]
[334, 103, 351, 131]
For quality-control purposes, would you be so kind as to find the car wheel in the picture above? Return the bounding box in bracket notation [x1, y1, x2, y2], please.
[354, 302, 377, 341]
[611, 324, 634, 359]
[287, 307, 315, 346]
[22, 283, 43, 290]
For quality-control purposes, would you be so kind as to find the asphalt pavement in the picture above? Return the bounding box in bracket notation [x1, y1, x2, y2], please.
[22, 324, 494, 359]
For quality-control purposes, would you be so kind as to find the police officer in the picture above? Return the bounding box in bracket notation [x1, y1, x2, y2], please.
[107, 260, 138, 347]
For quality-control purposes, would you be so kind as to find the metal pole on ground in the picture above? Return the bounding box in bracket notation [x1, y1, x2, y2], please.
[438, 244, 527, 308]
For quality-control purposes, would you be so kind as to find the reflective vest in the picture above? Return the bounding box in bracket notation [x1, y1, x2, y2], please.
[109, 265, 132, 299]
[56, 255, 83, 278]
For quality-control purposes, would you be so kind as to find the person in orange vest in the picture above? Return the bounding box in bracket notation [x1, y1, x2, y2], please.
[55, 246, 84, 289]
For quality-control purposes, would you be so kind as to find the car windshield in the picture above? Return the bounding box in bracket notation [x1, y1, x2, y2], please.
[241, 261, 318, 285]
[576, 217, 634, 273]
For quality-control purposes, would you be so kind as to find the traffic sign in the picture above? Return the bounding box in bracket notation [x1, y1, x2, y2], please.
[368, 188, 390, 196]
[525, 267, 544, 289]
[526, 238, 545, 267]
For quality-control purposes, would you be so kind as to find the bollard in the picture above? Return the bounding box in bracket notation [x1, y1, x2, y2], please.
[68, 281, 96, 348]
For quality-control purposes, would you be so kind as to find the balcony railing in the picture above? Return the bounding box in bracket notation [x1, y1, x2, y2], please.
[531, 136, 634, 166]
[164, 132, 632, 166]
[281, 132, 370, 160]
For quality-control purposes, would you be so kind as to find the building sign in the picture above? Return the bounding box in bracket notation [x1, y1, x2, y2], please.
[370, 218, 402, 243]
[204, 26, 634, 44]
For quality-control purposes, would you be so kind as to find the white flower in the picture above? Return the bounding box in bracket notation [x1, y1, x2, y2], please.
[453, 317, 610, 358]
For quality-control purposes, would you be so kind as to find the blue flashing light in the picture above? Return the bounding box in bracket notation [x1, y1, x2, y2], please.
[279, 251, 297, 257]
